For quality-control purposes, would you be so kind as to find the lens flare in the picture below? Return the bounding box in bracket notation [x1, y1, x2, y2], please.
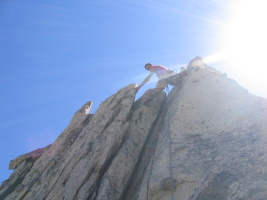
[206, 0, 267, 98]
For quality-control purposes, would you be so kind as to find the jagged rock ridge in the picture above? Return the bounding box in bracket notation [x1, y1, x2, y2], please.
[1, 57, 267, 200]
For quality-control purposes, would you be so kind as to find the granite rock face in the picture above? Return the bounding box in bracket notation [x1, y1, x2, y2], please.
[1, 57, 267, 200]
[133, 57, 267, 200]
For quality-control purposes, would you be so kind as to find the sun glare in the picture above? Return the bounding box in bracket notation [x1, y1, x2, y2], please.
[205, 0, 267, 98]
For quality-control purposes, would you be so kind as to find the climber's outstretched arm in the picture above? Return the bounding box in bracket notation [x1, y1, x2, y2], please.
[136, 72, 154, 92]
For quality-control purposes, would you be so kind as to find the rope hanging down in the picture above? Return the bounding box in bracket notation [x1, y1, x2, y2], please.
[146, 85, 174, 200]
[166, 85, 174, 200]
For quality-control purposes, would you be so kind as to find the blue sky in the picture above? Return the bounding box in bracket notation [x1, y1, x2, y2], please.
[1, 0, 266, 183]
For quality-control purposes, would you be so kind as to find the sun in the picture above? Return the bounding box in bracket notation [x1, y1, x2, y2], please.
[205, 0, 267, 98]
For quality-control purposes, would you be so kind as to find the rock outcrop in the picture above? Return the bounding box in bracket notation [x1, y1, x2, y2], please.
[1, 57, 267, 200]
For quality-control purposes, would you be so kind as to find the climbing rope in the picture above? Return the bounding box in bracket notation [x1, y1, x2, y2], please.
[145, 69, 218, 199]
[146, 85, 174, 200]
[146, 146, 156, 200]
[165, 85, 174, 200]
[164, 69, 219, 200]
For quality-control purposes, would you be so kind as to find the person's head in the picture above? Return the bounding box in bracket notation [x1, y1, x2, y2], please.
[144, 63, 153, 71]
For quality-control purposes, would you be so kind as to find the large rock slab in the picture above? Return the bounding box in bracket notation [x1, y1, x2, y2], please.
[1, 83, 167, 200]
[1, 57, 267, 200]
[134, 57, 267, 200]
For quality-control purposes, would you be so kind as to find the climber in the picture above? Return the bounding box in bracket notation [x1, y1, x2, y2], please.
[136, 63, 187, 95]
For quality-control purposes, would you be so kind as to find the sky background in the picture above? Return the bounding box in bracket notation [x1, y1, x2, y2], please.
[1, 0, 267, 183]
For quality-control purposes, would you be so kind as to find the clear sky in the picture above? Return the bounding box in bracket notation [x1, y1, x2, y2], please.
[1, 0, 267, 183]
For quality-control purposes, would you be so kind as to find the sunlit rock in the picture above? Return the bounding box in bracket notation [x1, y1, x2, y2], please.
[1, 57, 267, 200]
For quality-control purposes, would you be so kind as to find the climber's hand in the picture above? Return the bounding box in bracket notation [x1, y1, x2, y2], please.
[135, 86, 141, 93]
